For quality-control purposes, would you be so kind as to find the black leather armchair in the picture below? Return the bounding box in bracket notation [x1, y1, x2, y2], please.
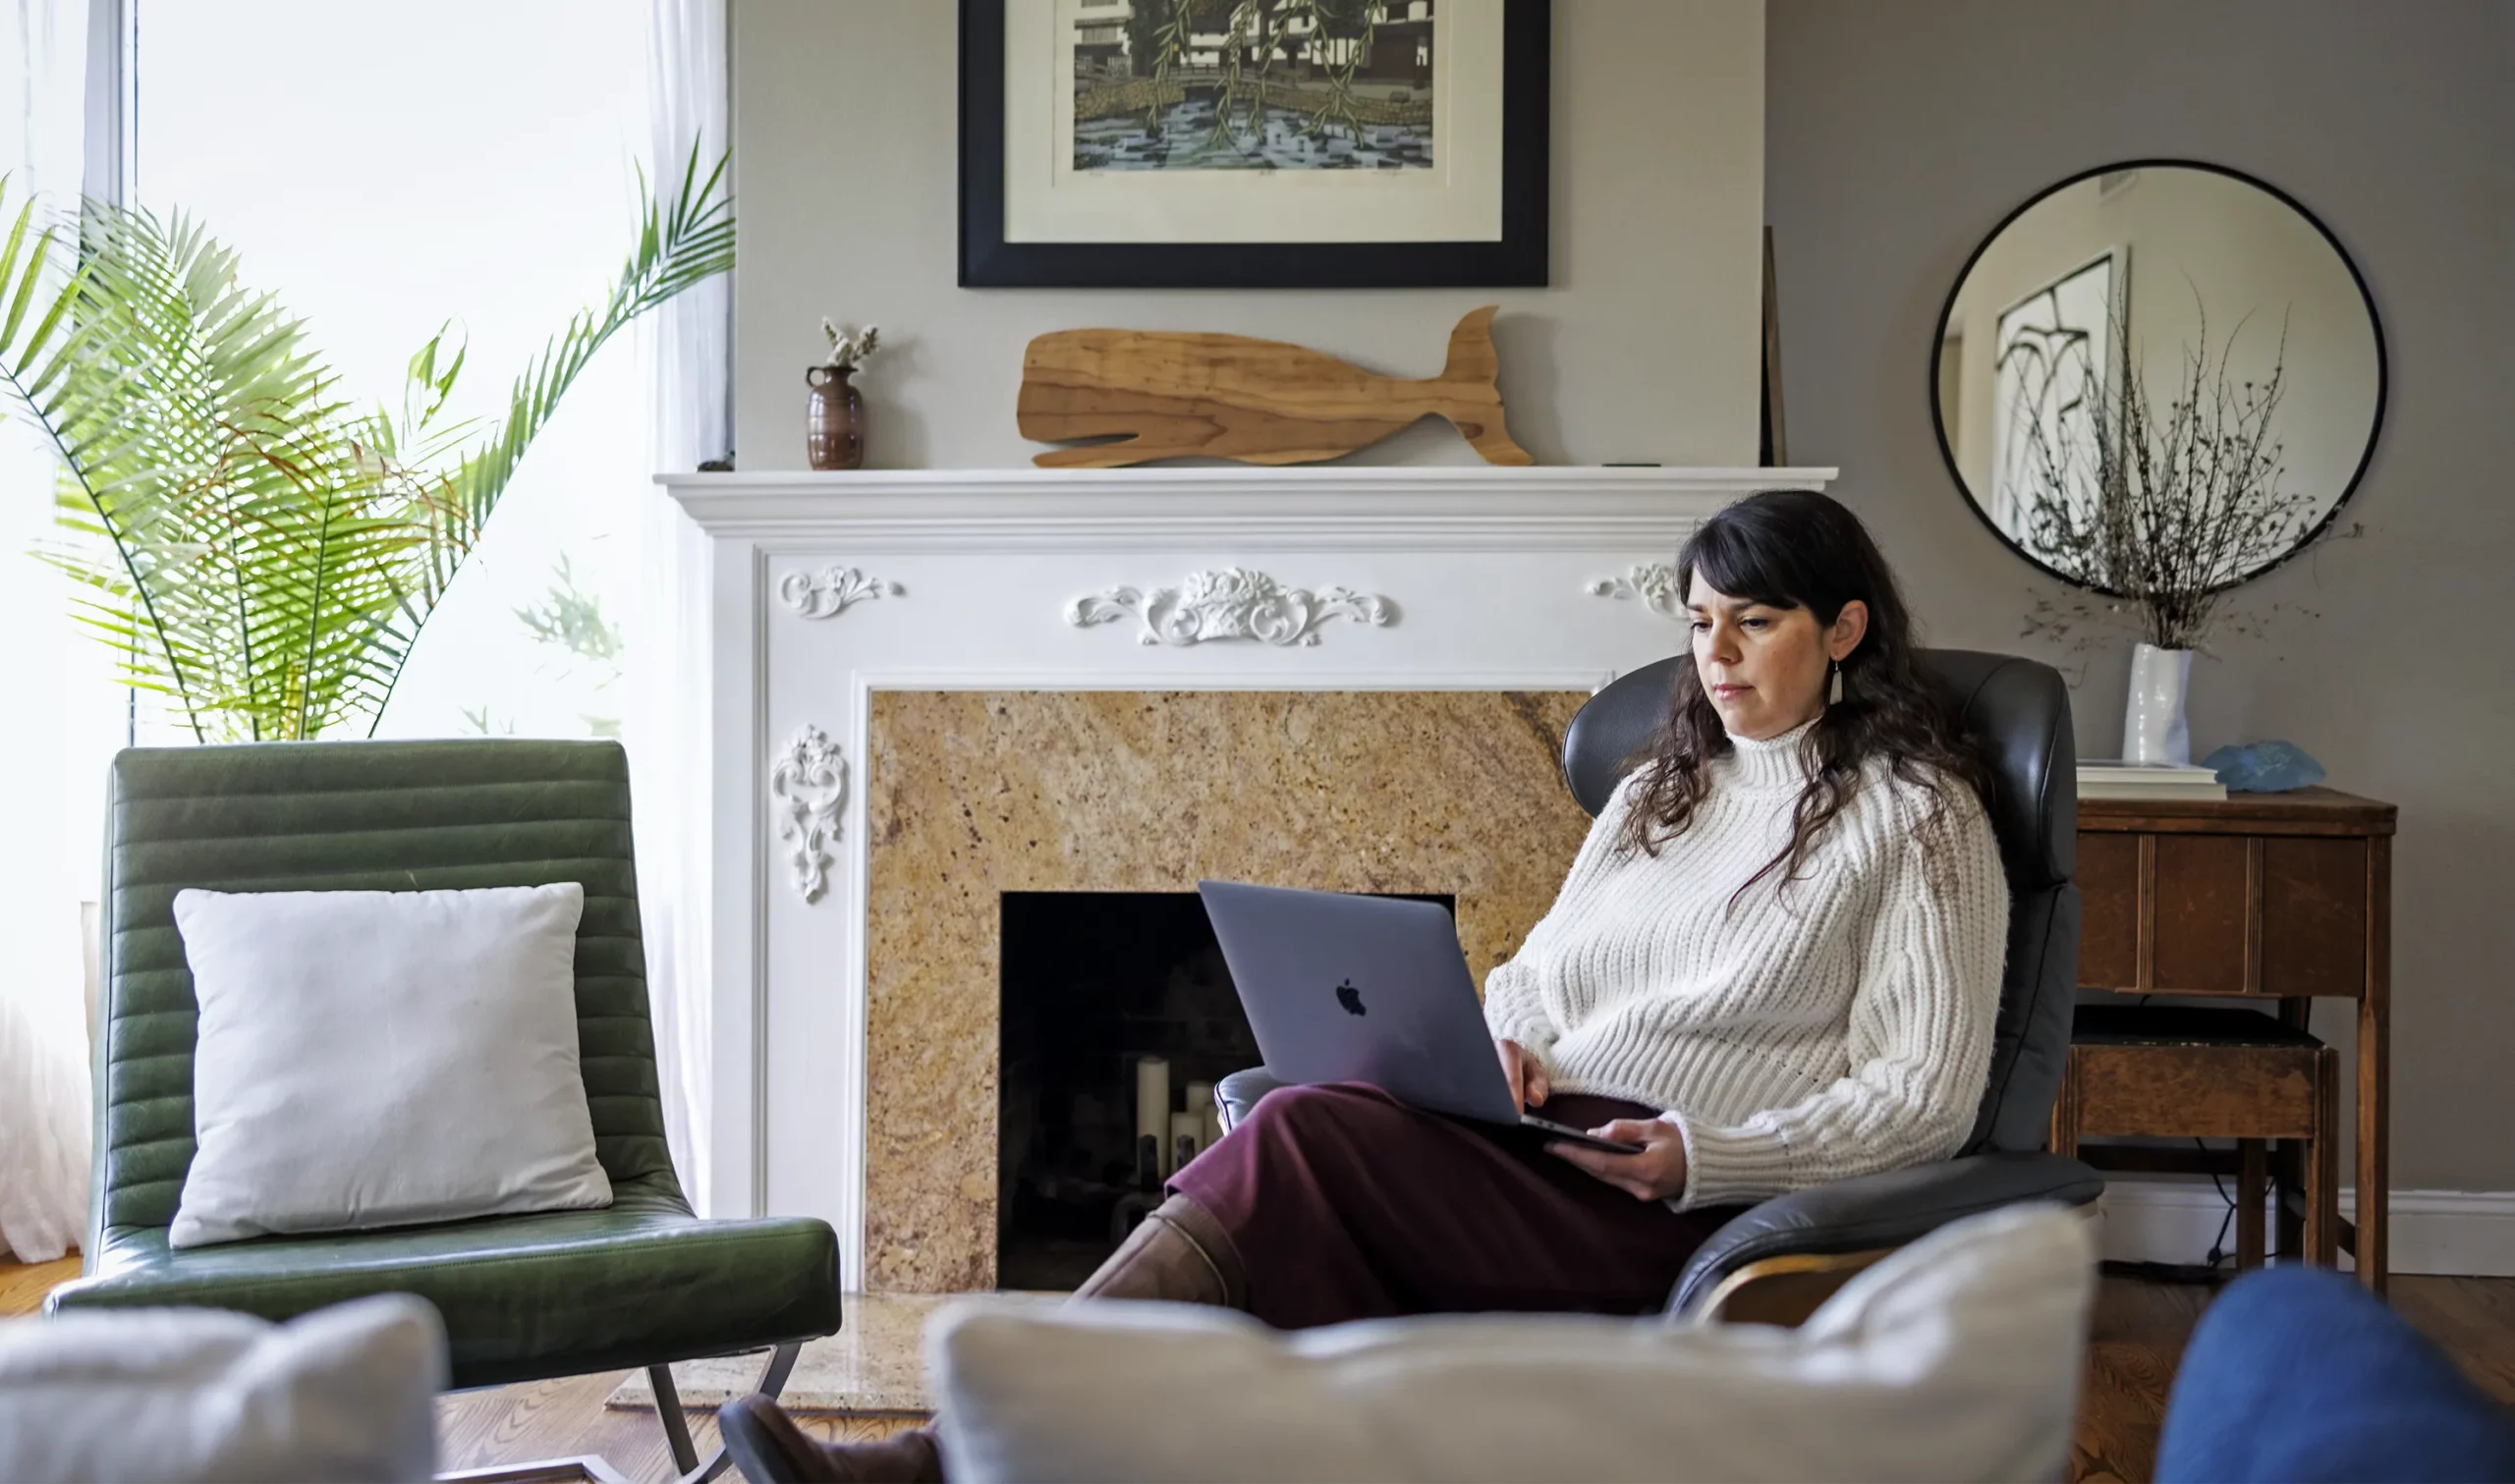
[48, 740, 842, 1482]
[1217, 649, 2100, 1322]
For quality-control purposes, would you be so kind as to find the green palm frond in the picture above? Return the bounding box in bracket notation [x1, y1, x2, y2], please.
[28, 200, 409, 741]
[358, 143, 734, 723]
[0, 142, 733, 742]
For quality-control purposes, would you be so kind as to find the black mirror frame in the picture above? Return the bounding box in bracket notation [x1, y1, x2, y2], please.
[1928, 157, 2389, 596]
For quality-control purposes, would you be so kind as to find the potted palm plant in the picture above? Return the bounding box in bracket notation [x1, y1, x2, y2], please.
[0, 146, 731, 742]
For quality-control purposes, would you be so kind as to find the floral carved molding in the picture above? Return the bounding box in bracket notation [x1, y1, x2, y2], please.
[1067, 567, 1397, 647]
[778, 565, 903, 620]
[770, 725, 848, 904]
[1588, 562, 1682, 620]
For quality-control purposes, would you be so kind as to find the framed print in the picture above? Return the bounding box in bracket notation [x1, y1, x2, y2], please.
[960, 0, 1551, 289]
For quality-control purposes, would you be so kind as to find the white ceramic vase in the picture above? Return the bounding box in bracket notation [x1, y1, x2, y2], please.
[2122, 642, 2194, 765]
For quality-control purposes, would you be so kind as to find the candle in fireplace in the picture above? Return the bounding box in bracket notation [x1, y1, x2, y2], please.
[1135, 1055, 1171, 1176]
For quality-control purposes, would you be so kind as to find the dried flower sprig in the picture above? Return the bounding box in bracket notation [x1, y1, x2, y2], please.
[820, 318, 881, 371]
[2010, 302, 2313, 651]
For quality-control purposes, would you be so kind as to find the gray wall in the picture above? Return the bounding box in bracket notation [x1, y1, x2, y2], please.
[1767, 0, 2515, 1190]
[731, 0, 1767, 470]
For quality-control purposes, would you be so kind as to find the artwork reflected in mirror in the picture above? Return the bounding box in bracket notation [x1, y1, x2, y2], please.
[1932, 162, 2385, 599]
[1987, 253, 2114, 540]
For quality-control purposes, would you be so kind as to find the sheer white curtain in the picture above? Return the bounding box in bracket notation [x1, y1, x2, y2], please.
[634, 0, 729, 1212]
[0, 0, 103, 1263]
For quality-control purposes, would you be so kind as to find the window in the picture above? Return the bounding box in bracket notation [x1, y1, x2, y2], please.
[132, 0, 650, 741]
[0, 0, 681, 1259]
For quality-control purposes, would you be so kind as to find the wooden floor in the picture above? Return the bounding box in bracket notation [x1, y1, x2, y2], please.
[0, 1253, 81, 1316]
[2071, 1274, 2515, 1482]
[7, 1255, 2510, 1484]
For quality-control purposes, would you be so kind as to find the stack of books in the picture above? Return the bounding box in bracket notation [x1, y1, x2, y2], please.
[2077, 759, 2229, 801]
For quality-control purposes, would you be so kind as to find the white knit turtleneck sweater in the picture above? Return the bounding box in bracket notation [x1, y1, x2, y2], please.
[1482, 718, 2010, 1211]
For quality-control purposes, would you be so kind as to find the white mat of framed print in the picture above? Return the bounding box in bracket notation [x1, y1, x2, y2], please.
[959, 0, 1550, 288]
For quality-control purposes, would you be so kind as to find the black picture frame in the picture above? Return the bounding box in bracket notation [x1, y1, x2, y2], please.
[959, 0, 1551, 290]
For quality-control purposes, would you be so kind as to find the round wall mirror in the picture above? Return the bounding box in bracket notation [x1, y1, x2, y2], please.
[1931, 160, 2385, 593]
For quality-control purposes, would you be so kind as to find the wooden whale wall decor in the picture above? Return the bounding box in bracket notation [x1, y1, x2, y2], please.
[1017, 305, 1534, 468]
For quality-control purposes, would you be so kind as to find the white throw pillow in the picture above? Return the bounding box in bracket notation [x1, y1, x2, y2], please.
[929, 1204, 2096, 1484]
[169, 884, 611, 1248]
[0, 1294, 444, 1482]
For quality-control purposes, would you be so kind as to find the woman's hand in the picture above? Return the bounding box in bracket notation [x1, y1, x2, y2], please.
[1495, 1037, 1549, 1114]
[1548, 1119, 1691, 1202]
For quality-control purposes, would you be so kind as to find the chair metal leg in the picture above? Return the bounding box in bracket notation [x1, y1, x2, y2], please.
[754, 1340, 802, 1401]
[436, 1343, 810, 1484]
[655, 1342, 806, 1484]
[649, 1362, 700, 1476]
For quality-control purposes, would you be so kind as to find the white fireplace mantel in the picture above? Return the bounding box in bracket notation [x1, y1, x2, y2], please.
[658, 465, 1835, 1286]
[662, 466, 1837, 548]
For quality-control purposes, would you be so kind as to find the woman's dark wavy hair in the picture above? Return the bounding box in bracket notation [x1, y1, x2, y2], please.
[1617, 489, 1997, 900]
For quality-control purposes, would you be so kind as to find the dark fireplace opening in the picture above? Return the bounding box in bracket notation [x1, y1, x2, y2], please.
[996, 889, 1452, 1291]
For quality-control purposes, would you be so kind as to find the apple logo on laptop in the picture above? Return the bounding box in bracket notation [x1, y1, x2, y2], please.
[1336, 978, 1367, 1017]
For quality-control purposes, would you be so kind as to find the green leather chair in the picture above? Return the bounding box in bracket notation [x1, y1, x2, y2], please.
[47, 739, 842, 1483]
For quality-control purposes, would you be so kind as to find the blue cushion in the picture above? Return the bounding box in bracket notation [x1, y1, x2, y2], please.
[2156, 1267, 2515, 1483]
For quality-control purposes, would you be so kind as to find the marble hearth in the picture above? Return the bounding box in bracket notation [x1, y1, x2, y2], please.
[660, 466, 1834, 1290]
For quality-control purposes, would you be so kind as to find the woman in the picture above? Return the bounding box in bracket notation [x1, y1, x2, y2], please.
[726, 490, 2012, 1484]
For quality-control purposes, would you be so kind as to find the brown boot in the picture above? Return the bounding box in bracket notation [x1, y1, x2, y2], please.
[718, 1394, 942, 1484]
[1073, 1193, 1246, 1307]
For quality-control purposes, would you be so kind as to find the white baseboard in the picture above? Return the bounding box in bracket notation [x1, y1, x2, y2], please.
[2095, 1180, 2515, 1277]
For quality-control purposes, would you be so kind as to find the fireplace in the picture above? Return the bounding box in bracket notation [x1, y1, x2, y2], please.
[657, 465, 1834, 1290]
[996, 891, 1250, 1290]
[861, 687, 1591, 1291]
[996, 889, 1451, 1291]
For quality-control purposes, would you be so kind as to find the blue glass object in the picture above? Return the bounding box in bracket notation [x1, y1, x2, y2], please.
[2204, 741, 2327, 794]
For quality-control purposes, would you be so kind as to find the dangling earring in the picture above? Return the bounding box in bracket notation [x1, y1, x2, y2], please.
[1827, 658, 1844, 706]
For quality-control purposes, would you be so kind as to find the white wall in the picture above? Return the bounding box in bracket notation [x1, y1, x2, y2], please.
[730, 0, 1767, 470]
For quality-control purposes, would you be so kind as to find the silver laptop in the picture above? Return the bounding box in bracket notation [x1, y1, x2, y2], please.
[1197, 880, 1645, 1154]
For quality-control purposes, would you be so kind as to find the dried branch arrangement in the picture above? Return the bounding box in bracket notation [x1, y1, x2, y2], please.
[2013, 305, 2314, 650]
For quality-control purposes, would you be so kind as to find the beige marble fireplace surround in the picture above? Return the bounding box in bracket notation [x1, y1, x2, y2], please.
[861, 687, 1596, 1292]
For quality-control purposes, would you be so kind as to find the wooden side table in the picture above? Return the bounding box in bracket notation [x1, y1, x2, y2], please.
[2074, 788, 2397, 1291]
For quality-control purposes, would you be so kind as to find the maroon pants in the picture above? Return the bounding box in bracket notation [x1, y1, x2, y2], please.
[1166, 1082, 1739, 1330]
